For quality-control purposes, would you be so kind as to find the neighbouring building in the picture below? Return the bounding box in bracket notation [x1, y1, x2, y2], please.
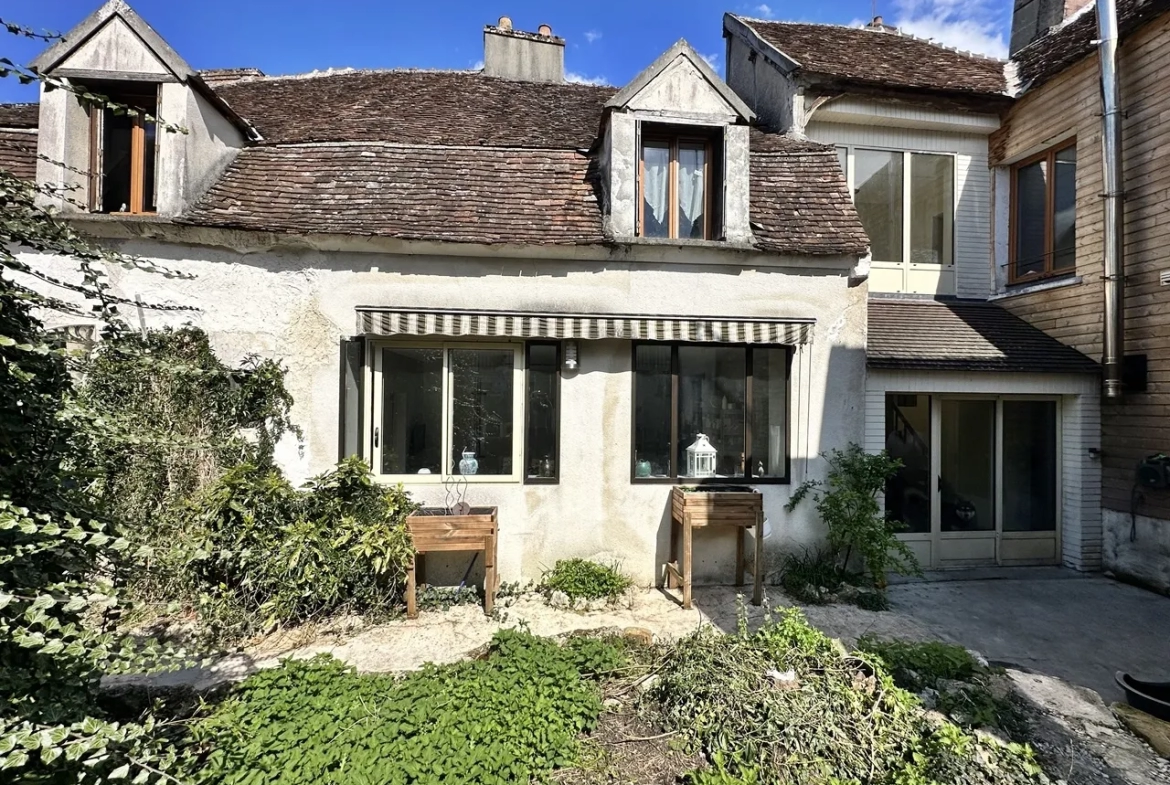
[5, 0, 1164, 591]
[723, 13, 1103, 571]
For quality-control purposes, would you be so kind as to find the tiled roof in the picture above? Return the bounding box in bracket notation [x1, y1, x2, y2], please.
[1014, 0, 1170, 91]
[181, 144, 606, 245]
[868, 298, 1099, 373]
[749, 131, 868, 255]
[213, 70, 612, 149]
[733, 17, 1007, 97]
[0, 129, 37, 180]
[0, 103, 38, 128]
[198, 67, 266, 86]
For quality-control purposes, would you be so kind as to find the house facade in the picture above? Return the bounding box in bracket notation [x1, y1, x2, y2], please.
[5, 0, 1157, 589]
[724, 14, 1103, 572]
[4, 1, 872, 587]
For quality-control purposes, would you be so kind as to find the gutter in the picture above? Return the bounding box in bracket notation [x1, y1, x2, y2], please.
[1097, 0, 1125, 399]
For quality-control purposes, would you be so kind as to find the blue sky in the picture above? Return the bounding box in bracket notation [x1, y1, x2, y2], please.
[0, 0, 1012, 103]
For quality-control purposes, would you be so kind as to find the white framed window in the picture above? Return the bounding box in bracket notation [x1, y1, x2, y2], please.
[836, 146, 955, 268]
[370, 342, 525, 482]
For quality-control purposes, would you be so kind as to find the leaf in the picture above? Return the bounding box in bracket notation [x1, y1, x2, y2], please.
[109, 763, 130, 779]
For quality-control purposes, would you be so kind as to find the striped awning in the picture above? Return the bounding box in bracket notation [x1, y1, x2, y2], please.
[356, 307, 814, 345]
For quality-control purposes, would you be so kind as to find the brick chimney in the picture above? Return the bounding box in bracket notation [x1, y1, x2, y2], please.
[483, 16, 565, 83]
[1010, 0, 1094, 55]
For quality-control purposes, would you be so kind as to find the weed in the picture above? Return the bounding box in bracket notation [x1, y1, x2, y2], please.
[541, 558, 633, 605]
[778, 549, 890, 611]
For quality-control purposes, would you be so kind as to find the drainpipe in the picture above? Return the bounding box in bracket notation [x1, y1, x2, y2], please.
[1097, 0, 1125, 399]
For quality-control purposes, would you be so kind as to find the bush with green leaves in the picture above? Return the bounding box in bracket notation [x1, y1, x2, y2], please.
[540, 558, 633, 605]
[183, 457, 416, 637]
[786, 444, 921, 589]
[185, 629, 621, 785]
[649, 607, 1043, 785]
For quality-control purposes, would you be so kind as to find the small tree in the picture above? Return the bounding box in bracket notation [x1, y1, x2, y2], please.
[785, 444, 921, 588]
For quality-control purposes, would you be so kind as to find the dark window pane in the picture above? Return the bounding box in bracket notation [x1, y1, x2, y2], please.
[143, 119, 157, 212]
[677, 346, 746, 479]
[1003, 401, 1058, 532]
[381, 347, 442, 475]
[940, 400, 996, 533]
[525, 344, 558, 479]
[854, 149, 904, 263]
[885, 394, 931, 534]
[642, 143, 670, 238]
[910, 153, 953, 265]
[449, 349, 514, 476]
[101, 107, 134, 213]
[1053, 146, 1076, 270]
[1014, 159, 1048, 277]
[634, 345, 672, 478]
[750, 348, 787, 478]
[678, 143, 706, 239]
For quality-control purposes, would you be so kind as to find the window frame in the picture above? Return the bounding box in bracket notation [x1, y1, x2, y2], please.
[369, 340, 525, 483]
[87, 85, 160, 215]
[836, 145, 957, 269]
[1008, 139, 1077, 284]
[637, 134, 714, 240]
[629, 342, 791, 485]
[523, 341, 561, 485]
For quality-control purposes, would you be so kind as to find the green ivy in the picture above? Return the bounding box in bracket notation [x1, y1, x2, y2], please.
[186, 630, 621, 785]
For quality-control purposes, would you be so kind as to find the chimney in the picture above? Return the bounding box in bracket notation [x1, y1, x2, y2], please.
[865, 15, 898, 32]
[1010, 0, 1093, 56]
[483, 16, 565, 83]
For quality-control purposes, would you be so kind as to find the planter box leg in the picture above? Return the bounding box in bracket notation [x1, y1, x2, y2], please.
[484, 533, 496, 617]
[752, 513, 764, 607]
[406, 556, 418, 619]
[682, 516, 693, 610]
[736, 526, 745, 587]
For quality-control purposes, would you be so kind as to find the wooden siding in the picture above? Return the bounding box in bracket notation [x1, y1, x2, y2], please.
[991, 11, 1170, 519]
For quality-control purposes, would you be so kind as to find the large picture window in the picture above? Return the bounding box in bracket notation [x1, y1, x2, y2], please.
[841, 147, 954, 267]
[632, 344, 789, 483]
[1011, 141, 1076, 282]
[373, 343, 525, 481]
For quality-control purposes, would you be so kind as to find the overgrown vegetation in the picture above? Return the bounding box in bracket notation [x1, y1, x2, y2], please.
[785, 444, 921, 595]
[185, 630, 623, 785]
[779, 549, 890, 611]
[541, 558, 633, 606]
[650, 608, 1042, 785]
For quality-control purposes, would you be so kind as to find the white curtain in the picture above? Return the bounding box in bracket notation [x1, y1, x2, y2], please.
[643, 146, 669, 237]
[678, 148, 705, 238]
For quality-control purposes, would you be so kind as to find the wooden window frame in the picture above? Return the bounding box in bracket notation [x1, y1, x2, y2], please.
[523, 342, 561, 485]
[1008, 139, 1077, 284]
[88, 87, 159, 215]
[637, 135, 713, 240]
[629, 342, 791, 485]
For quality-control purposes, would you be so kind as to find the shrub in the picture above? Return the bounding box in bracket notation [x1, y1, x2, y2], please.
[785, 444, 921, 589]
[649, 608, 1043, 785]
[540, 558, 633, 605]
[184, 457, 416, 637]
[186, 630, 621, 784]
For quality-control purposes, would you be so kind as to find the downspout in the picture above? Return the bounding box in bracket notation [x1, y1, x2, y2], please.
[1097, 0, 1125, 399]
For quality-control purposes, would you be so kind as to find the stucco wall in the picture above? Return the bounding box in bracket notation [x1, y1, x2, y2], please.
[724, 34, 797, 133]
[21, 236, 867, 587]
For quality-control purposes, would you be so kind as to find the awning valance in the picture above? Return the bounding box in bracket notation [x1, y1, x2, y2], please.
[356, 307, 814, 345]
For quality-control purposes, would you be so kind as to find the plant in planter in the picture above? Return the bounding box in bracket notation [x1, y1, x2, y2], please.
[785, 444, 921, 590]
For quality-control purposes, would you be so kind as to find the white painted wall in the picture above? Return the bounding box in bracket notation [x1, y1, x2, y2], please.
[864, 369, 1102, 570]
[19, 235, 868, 586]
[724, 33, 798, 133]
[807, 120, 994, 299]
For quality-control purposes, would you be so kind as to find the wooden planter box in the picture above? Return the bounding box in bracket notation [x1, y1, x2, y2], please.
[665, 487, 763, 609]
[405, 507, 498, 619]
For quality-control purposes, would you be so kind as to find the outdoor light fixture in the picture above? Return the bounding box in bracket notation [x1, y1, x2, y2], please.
[686, 433, 717, 478]
[563, 340, 579, 371]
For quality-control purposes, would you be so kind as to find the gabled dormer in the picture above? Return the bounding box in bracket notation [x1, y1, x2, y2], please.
[600, 40, 756, 244]
[30, 0, 250, 217]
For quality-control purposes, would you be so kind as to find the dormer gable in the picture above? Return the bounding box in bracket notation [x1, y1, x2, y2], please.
[601, 40, 756, 244]
[30, 0, 246, 218]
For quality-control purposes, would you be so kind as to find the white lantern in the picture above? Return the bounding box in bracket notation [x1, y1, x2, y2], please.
[686, 433, 718, 478]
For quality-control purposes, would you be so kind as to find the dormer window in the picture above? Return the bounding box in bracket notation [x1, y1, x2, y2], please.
[88, 85, 158, 214]
[638, 125, 722, 240]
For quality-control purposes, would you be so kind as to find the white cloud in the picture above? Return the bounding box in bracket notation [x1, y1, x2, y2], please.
[700, 52, 720, 70]
[887, 0, 1009, 58]
[565, 71, 609, 86]
[584, 29, 602, 44]
[753, 4, 776, 18]
[471, 59, 484, 70]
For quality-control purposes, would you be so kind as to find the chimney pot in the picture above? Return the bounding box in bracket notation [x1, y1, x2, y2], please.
[538, 23, 553, 36]
[873, 15, 883, 25]
[498, 16, 512, 30]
